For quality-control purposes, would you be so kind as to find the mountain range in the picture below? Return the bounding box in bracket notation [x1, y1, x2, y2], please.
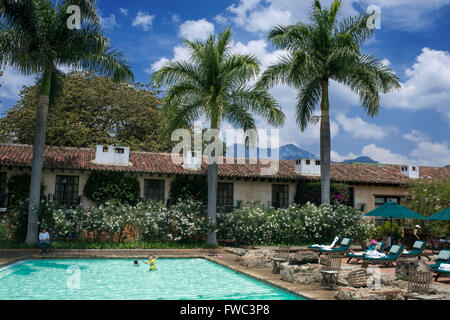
[227, 143, 377, 163]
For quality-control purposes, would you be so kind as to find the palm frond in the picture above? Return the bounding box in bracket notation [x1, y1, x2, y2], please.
[296, 79, 321, 130]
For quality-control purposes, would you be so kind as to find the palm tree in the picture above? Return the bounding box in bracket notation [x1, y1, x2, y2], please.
[0, 0, 134, 243]
[257, 0, 400, 204]
[152, 28, 285, 245]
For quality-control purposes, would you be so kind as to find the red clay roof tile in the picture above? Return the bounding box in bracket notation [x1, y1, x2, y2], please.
[0, 144, 449, 185]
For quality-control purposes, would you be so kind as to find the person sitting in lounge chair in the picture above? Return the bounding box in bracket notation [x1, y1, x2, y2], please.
[309, 236, 339, 251]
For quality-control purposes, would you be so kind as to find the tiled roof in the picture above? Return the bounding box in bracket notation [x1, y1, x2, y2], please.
[0, 144, 449, 185]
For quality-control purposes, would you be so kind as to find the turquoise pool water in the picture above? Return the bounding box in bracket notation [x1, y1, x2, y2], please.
[0, 258, 304, 300]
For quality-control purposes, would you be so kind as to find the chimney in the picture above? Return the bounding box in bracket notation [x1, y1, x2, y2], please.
[400, 164, 419, 179]
[183, 150, 202, 170]
[295, 159, 321, 175]
[94, 145, 130, 166]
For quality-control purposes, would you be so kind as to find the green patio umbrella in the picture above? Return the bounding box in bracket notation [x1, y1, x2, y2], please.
[364, 201, 424, 240]
[426, 206, 450, 221]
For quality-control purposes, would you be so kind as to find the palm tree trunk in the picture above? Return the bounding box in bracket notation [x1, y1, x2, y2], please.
[207, 121, 218, 245]
[207, 161, 218, 245]
[25, 69, 51, 244]
[320, 80, 330, 205]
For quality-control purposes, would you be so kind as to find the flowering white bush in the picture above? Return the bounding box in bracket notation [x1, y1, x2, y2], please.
[218, 203, 374, 245]
[138, 198, 210, 242]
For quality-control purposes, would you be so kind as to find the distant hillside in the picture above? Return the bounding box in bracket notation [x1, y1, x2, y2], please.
[227, 143, 317, 160]
[341, 156, 378, 164]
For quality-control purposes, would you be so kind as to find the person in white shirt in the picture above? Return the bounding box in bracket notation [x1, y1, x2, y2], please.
[39, 228, 50, 253]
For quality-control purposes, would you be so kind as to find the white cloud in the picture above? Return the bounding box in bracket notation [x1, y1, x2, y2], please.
[147, 46, 191, 73]
[361, 144, 410, 165]
[360, 142, 450, 167]
[358, 0, 450, 30]
[227, 0, 293, 33]
[231, 39, 286, 70]
[336, 114, 393, 140]
[0, 67, 35, 101]
[99, 14, 118, 30]
[331, 151, 359, 162]
[132, 11, 155, 31]
[402, 130, 430, 143]
[172, 14, 181, 24]
[383, 48, 450, 119]
[119, 8, 128, 16]
[381, 58, 391, 67]
[222, 0, 450, 34]
[179, 19, 215, 42]
[214, 14, 228, 25]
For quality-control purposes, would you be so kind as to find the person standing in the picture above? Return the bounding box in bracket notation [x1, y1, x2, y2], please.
[413, 225, 421, 240]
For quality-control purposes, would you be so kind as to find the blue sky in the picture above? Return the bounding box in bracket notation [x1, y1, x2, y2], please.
[1, 0, 450, 166]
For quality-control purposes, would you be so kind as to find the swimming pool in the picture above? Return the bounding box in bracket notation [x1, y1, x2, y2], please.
[0, 258, 305, 300]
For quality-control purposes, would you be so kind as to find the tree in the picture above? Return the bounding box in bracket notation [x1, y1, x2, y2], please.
[0, 0, 134, 243]
[152, 28, 285, 245]
[257, 0, 400, 204]
[0, 71, 171, 152]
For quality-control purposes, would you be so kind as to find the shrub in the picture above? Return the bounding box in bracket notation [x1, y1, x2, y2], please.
[6, 173, 45, 209]
[294, 181, 351, 206]
[218, 203, 374, 245]
[0, 214, 10, 241]
[83, 172, 140, 205]
[169, 177, 208, 205]
[138, 198, 211, 242]
[371, 221, 402, 241]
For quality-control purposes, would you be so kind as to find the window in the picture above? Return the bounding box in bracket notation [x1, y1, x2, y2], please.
[103, 146, 109, 152]
[217, 182, 233, 213]
[374, 196, 400, 226]
[144, 179, 165, 203]
[115, 148, 124, 154]
[272, 184, 289, 209]
[55, 175, 79, 207]
[0, 173, 6, 208]
[315, 160, 321, 165]
[306, 160, 311, 165]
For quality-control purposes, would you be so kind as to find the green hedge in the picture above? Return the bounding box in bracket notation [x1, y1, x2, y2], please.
[169, 177, 208, 205]
[6, 173, 45, 209]
[294, 181, 351, 206]
[83, 171, 140, 205]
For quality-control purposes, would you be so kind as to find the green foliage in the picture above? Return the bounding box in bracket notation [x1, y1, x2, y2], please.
[0, 72, 171, 152]
[6, 173, 45, 209]
[0, 240, 218, 250]
[83, 172, 140, 205]
[404, 178, 450, 237]
[0, 214, 10, 241]
[405, 178, 450, 216]
[294, 181, 351, 206]
[9, 200, 57, 242]
[371, 221, 402, 240]
[169, 177, 208, 205]
[218, 203, 374, 245]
